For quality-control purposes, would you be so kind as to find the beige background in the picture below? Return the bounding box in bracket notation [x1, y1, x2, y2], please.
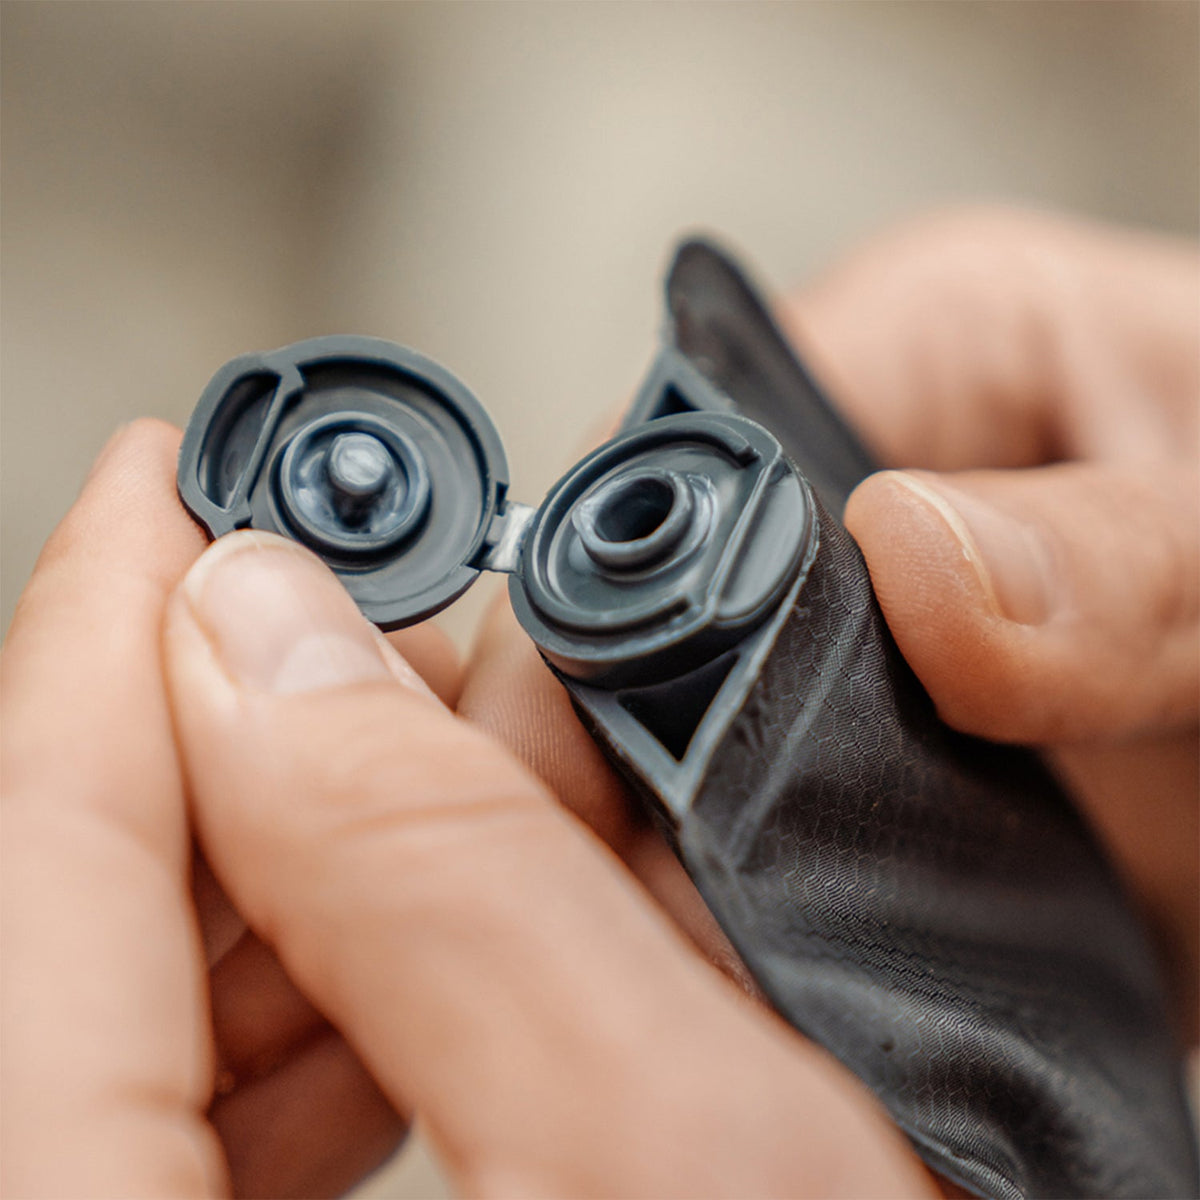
[3, 3, 1197, 1195]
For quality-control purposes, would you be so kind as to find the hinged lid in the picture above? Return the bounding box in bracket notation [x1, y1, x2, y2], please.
[177, 335, 510, 628]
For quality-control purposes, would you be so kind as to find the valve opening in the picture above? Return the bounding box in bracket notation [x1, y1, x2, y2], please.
[573, 469, 695, 572]
[591, 473, 677, 544]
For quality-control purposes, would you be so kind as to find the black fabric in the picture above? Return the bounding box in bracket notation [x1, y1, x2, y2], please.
[644, 241, 1199, 1198]
[676, 497, 1198, 1198]
[665, 238, 878, 517]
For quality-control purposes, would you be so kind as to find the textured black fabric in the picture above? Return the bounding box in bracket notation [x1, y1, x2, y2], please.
[665, 238, 877, 517]
[615, 240, 1200, 1197]
[676, 495, 1199, 1199]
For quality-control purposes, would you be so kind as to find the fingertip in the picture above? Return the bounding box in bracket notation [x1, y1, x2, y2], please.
[846, 470, 994, 620]
[83, 416, 182, 485]
[173, 529, 459, 705]
[852, 470, 1060, 625]
[845, 470, 1051, 742]
[25, 418, 201, 603]
[847, 464, 1199, 743]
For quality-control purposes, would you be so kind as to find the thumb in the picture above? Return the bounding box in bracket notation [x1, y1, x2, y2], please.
[844, 462, 1198, 743]
[163, 531, 932, 1199]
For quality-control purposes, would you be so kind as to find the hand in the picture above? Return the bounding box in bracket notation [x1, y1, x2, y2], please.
[2, 425, 936, 1195]
[461, 207, 1199, 1038]
[1, 423, 454, 1198]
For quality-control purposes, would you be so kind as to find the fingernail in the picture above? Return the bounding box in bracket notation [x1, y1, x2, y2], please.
[889, 473, 1055, 625]
[183, 531, 393, 694]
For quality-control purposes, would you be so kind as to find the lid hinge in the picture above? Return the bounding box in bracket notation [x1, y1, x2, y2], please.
[477, 500, 537, 575]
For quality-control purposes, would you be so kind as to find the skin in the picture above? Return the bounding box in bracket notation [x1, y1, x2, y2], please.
[1, 208, 1196, 1198]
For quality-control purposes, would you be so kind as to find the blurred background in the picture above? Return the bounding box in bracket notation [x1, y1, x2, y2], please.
[2, 2, 1197, 1194]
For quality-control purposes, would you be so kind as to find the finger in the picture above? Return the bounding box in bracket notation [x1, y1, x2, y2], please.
[462, 601, 645, 856]
[844, 461, 1199, 742]
[210, 1031, 403, 1200]
[461, 602, 759, 992]
[194, 847, 247, 965]
[782, 206, 1200, 469]
[165, 531, 934, 1199]
[209, 930, 327, 1082]
[193, 620, 462, 967]
[1053, 731, 1199, 1040]
[1, 421, 225, 1197]
[458, 397, 643, 858]
[209, 934, 409, 1198]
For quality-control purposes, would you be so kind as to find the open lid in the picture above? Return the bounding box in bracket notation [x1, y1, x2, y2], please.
[177, 242, 831, 643]
[177, 335, 508, 629]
